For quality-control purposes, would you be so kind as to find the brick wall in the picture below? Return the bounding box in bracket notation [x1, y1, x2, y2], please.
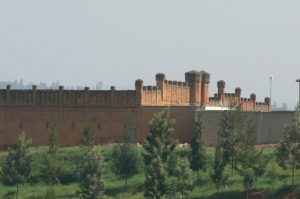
[0, 104, 294, 148]
[0, 70, 276, 147]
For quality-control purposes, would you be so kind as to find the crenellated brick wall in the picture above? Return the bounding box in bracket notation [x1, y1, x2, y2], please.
[0, 70, 273, 147]
[0, 85, 138, 108]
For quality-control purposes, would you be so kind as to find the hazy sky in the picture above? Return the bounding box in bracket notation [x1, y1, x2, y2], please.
[0, 1, 300, 108]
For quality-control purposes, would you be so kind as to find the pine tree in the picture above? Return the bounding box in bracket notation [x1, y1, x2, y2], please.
[167, 153, 178, 176]
[48, 124, 59, 155]
[190, 109, 207, 182]
[165, 180, 177, 199]
[240, 122, 267, 173]
[1, 131, 32, 199]
[243, 168, 255, 199]
[147, 107, 178, 163]
[236, 122, 267, 193]
[77, 125, 105, 199]
[143, 108, 178, 198]
[210, 144, 228, 190]
[174, 158, 193, 199]
[144, 155, 167, 199]
[81, 124, 96, 152]
[111, 144, 141, 186]
[77, 148, 105, 199]
[111, 116, 141, 186]
[43, 124, 65, 195]
[218, 106, 247, 176]
[276, 112, 300, 185]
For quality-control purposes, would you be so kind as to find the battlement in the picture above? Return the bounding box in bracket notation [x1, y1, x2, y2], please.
[209, 81, 271, 111]
[138, 74, 191, 106]
[0, 70, 270, 111]
[0, 85, 138, 108]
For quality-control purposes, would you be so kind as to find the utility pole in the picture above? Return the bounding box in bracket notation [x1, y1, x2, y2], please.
[296, 78, 300, 125]
[270, 75, 273, 103]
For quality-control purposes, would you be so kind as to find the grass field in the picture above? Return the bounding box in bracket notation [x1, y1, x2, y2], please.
[0, 145, 299, 199]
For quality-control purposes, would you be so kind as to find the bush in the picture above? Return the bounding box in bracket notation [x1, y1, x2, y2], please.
[264, 162, 286, 180]
[111, 144, 141, 186]
[243, 168, 255, 191]
[29, 173, 42, 184]
[2, 191, 15, 199]
[59, 166, 77, 185]
[275, 184, 299, 197]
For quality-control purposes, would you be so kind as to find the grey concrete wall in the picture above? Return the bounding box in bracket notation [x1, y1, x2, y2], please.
[201, 111, 294, 145]
[140, 108, 294, 146]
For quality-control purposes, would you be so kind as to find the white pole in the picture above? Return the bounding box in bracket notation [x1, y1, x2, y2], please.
[296, 78, 300, 127]
[270, 75, 273, 103]
[298, 82, 300, 110]
[298, 82, 300, 126]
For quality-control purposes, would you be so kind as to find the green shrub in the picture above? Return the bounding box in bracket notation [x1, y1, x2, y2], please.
[59, 166, 77, 185]
[2, 191, 15, 199]
[264, 162, 285, 180]
[29, 174, 42, 184]
[243, 168, 255, 191]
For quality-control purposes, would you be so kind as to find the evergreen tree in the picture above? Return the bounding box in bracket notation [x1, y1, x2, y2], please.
[147, 107, 178, 163]
[76, 148, 105, 199]
[174, 158, 193, 199]
[165, 180, 177, 199]
[48, 124, 59, 155]
[81, 124, 96, 152]
[218, 106, 247, 176]
[190, 109, 207, 182]
[167, 153, 178, 177]
[236, 122, 267, 193]
[276, 112, 300, 185]
[210, 144, 228, 190]
[111, 144, 141, 186]
[143, 108, 178, 198]
[111, 116, 141, 186]
[43, 125, 65, 194]
[77, 125, 105, 199]
[144, 155, 167, 199]
[216, 106, 267, 191]
[243, 168, 255, 199]
[239, 122, 267, 174]
[0, 131, 32, 199]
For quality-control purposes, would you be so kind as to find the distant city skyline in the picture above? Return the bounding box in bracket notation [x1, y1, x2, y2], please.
[1, 1, 300, 108]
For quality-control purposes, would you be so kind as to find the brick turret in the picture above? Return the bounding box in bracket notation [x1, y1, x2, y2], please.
[156, 73, 166, 100]
[201, 71, 210, 106]
[235, 87, 241, 98]
[6, 85, 10, 106]
[217, 80, 225, 101]
[265, 97, 271, 111]
[32, 85, 37, 107]
[185, 71, 202, 105]
[135, 79, 143, 106]
[250, 93, 256, 110]
[155, 73, 166, 89]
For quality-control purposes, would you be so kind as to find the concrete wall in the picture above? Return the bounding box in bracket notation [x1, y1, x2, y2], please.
[201, 111, 293, 146]
[0, 104, 294, 148]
